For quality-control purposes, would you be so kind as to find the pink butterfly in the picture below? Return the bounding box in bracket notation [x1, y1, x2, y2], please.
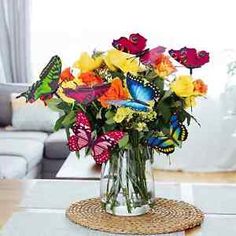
[140, 46, 166, 65]
[63, 83, 111, 105]
[112, 33, 165, 65]
[169, 47, 209, 74]
[67, 112, 125, 164]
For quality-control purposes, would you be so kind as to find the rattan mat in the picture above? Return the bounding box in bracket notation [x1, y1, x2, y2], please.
[66, 197, 204, 235]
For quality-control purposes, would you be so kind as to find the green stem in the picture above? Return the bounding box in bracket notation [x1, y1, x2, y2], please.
[92, 101, 99, 111]
[77, 104, 86, 113]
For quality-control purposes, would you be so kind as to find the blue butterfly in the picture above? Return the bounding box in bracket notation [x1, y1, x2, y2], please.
[147, 115, 188, 154]
[109, 73, 160, 112]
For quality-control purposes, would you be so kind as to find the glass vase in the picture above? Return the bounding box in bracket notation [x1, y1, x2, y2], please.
[100, 146, 155, 216]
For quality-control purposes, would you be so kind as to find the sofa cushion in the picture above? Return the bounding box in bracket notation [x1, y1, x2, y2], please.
[0, 130, 48, 143]
[44, 129, 70, 159]
[0, 139, 44, 170]
[0, 83, 28, 126]
[11, 94, 60, 132]
[0, 155, 27, 179]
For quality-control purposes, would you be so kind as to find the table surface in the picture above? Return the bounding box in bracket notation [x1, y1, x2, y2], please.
[56, 152, 236, 183]
[1, 180, 236, 236]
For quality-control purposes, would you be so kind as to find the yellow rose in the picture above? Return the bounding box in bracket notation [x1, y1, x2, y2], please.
[73, 52, 103, 73]
[57, 78, 83, 103]
[113, 107, 134, 123]
[170, 75, 194, 97]
[184, 96, 197, 108]
[104, 49, 140, 74]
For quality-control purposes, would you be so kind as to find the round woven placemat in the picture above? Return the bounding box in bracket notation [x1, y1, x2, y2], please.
[66, 197, 204, 235]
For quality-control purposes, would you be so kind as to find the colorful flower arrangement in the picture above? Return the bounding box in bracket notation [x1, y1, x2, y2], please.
[18, 33, 209, 214]
[19, 33, 209, 162]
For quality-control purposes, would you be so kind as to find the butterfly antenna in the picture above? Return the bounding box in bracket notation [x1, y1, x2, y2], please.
[127, 55, 137, 63]
[54, 91, 60, 98]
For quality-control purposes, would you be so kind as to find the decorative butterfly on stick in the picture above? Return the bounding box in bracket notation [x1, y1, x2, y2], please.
[17, 55, 62, 102]
[108, 72, 160, 112]
[147, 115, 188, 154]
[63, 83, 111, 105]
[169, 47, 209, 75]
[67, 112, 125, 164]
[112, 33, 165, 65]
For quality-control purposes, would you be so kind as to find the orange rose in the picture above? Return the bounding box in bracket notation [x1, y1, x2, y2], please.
[79, 72, 103, 86]
[193, 79, 208, 95]
[98, 78, 129, 108]
[154, 54, 176, 78]
[59, 67, 74, 82]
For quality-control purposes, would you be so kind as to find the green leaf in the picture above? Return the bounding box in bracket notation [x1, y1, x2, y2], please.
[159, 90, 173, 102]
[103, 124, 117, 132]
[105, 118, 115, 125]
[96, 108, 103, 119]
[65, 127, 70, 139]
[54, 114, 66, 131]
[75, 151, 80, 159]
[57, 102, 71, 112]
[153, 77, 164, 90]
[62, 110, 76, 127]
[186, 114, 191, 126]
[159, 102, 171, 122]
[85, 147, 91, 156]
[46, 98, 63, 112]
[178, 111, 186, 123]
[118, 134, 129, 148]
[105, 110, 115, 119]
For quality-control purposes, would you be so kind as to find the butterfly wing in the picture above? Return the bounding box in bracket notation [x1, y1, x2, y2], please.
[92, 131, 124, 164]
[63, 83, 110, 105]
[17, 55, 62, 102]
[112, 33, 147, 54]
[147, 136, 175, 154]
[108, 100, 150, 112]
[126, 73, 160, 103]
[197, 50, 210, 67]
[140, 46, 166, 65]
[169, 47, 209, 69]
[108, 73, 160, 111]
[170, 115, 188, 144]
[67, 112, 92, 151]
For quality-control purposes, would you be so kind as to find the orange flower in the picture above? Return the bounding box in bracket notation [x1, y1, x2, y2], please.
[193, 79, 208, 95]
[154, 54, 176, 78]
[59, 67, 74, 82]
[79, 72, 103, 86]
[98, 78, 129, 108]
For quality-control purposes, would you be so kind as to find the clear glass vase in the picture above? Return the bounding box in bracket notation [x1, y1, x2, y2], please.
[100, 146, 155, 216]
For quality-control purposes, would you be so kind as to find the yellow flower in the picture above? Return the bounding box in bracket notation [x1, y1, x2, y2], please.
[104, 49, 140, 74]
[57, 78, 83, 103]
[73, 52, 103, 73]
[135, 122, 147, 131]
[170, 75, 194, 97]
[113, 107, 134, 123]
[140, 110, 157, 121]
[154, 54, 176, 78]
[184, 96, 197, 108]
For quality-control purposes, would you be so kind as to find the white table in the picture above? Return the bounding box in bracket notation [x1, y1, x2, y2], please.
[2, 180, 236, 235]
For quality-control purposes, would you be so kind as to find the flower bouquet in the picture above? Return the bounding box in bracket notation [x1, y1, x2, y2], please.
[18, 33, 209, 216]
